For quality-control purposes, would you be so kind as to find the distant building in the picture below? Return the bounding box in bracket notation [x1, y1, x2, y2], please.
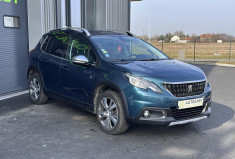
[171, 35, 192, 43]
[217, 40, 223, 43]
[170, 35, 180, 43]
[180, 37, 193, 43]
[200, 34, 214, 42]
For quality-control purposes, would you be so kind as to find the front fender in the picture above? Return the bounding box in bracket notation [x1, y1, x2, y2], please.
[93, 80, 129, 118]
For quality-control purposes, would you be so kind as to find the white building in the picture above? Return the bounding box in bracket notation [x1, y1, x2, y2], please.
[170, 35, 180, 43]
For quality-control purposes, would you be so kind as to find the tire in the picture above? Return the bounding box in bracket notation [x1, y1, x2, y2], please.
[28, 72, 48, 104]
[96, 90, 129, 135]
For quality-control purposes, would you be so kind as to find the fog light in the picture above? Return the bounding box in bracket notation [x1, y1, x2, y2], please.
[202, 102, 211, 113]
[144, 110, 150, 117]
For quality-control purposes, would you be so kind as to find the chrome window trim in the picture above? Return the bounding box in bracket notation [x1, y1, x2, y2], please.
[162, 80, 207, 98]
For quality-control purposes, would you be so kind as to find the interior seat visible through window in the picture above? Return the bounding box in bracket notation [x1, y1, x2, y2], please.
[45, 35, 69, 58]
[68, 36, 96, 63]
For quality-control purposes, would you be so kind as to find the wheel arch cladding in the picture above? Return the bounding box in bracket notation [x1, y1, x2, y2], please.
[93, 80, 129, 118]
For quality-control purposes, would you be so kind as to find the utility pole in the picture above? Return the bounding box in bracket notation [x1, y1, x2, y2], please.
[194, 39, 196, 61]
[148, 14, 151, 44]
[178, 24, 179, 37]
[229, 36, 232, 61]
[143, 29, 145, 40]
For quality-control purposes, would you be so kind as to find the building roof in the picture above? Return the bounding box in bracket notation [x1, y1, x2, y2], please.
[200, 34, 214, 38]
[180, 37, 193, 40]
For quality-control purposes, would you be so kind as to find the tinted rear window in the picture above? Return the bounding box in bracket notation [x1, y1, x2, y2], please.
[42, 35, 69, 58]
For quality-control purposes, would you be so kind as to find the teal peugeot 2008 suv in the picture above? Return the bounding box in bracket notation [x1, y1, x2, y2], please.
[27, 28, 212, 134]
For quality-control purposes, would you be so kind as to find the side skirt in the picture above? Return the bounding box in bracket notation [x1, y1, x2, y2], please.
[46, 89, 95, 114]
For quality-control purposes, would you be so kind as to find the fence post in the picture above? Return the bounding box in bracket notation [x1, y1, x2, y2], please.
[162, 36, 164, 52]
[194, 39, 196, 61]
[229, 36, 232, 61]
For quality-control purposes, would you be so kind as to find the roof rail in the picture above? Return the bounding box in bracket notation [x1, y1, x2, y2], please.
[95, 29, 134, 37]
[80, 28, 91, 37]
[126, 31, 135, 37]
[59, 27, 91, 37]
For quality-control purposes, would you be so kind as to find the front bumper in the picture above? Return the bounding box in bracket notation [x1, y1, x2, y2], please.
[126, 101, 211, 126]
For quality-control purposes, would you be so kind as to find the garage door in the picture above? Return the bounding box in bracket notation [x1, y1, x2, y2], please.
[0, 0, 28, 95]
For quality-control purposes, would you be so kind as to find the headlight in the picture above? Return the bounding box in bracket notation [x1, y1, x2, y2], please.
[125, 73, 162, 93]
[204, 74, 209, 88]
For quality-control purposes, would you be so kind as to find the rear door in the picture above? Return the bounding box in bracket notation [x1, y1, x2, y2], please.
[39, 34, 69, 93]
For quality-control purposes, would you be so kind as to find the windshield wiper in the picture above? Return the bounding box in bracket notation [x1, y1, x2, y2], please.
[111, 59, 135, 62]
[111, 59, 167, 62]
[110, 59, 132, 62]
[137, 59, 161, 61]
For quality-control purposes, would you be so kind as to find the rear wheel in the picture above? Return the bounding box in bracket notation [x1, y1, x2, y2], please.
[96, 90, 129, 135]
[29, 72, 48, 104]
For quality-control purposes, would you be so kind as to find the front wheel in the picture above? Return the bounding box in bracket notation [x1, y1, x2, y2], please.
[96, 90, 129, 135]
[29, 72, 48, 104]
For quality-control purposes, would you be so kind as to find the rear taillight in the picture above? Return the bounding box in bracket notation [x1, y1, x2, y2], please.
[29, 49, 35, 54]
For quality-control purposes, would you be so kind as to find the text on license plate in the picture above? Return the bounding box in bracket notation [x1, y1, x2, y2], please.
[178, 98, 204, 109]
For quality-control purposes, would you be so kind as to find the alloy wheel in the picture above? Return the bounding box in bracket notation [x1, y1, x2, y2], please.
[29, 78, 41, 101]
[98, 97, 119, 130]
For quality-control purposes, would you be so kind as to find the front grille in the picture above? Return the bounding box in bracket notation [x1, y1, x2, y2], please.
[165, 81, 206, 97]
[171, 106, 204, 120]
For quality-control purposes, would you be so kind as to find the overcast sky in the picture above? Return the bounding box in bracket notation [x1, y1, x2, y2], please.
[130, 0, 235, 37]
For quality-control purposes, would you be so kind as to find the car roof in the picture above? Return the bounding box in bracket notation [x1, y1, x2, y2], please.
[48, 27, 135, 38]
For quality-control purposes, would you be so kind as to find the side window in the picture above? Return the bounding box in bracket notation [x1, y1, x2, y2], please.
[47, 35, 69, 58]
[68, 36, 96, 63]
[41, 36, 51, 52]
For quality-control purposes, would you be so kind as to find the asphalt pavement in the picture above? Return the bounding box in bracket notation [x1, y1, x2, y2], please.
[0, 64, 235, 159]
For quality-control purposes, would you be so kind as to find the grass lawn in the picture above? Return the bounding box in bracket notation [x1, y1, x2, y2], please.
[151, 41, 235, 60]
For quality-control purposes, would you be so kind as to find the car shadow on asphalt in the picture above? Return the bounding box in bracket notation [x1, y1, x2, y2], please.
[1, 94, 234, 136]
[48, 99, 234, 136]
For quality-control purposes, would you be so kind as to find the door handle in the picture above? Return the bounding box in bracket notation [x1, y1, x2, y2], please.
[40, 58, 47, 63]
[61, 66, 69, 71]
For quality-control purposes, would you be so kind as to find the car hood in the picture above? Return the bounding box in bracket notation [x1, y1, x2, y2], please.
[110, 60, 206, 82]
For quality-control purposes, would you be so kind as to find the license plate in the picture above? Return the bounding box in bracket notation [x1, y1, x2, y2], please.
[178, 98, 204, 109]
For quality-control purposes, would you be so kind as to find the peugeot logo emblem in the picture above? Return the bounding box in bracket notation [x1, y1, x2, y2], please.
[187, 85, 193, 93]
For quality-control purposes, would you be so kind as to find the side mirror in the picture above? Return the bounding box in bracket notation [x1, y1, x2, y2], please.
[71, 55, 89, 65]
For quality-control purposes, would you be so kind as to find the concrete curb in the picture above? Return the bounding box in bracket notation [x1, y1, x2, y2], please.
[0, 90, 28, 101]
[187, 62, 235, 68]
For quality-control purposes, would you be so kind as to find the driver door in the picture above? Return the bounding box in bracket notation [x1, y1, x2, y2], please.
[60, 36, 96, 104]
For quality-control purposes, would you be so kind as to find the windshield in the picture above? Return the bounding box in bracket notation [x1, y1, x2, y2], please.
[91, 35, 169, 61]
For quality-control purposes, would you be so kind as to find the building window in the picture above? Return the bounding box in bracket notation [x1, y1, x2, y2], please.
[3, 15, 20, 28]
[81, 0, 96, 30]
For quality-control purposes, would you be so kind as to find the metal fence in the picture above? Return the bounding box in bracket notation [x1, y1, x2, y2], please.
[150, 37, 235, 62]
